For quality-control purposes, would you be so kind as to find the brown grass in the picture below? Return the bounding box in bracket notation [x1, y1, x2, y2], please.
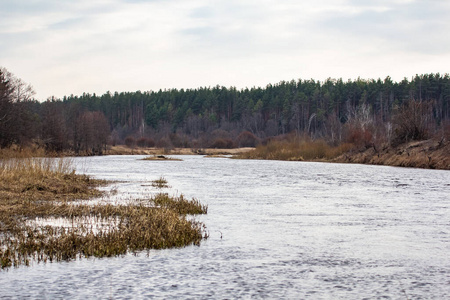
[0, 146, 46, 159]
[151, 177, 170, 188]
[0, 157, 208, 269]
[152, 193, 208, 215]
[236, 138, 353, 161]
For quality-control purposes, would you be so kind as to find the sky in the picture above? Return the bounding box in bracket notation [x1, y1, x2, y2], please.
[1, 0, 450, 101]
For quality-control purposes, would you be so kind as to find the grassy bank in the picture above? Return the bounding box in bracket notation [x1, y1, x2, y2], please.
[235, 139, 353, 161]
[0, 157, 208, 269]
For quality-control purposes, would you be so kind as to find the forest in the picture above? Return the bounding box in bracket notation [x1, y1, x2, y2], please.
[1, 66, 449, 155]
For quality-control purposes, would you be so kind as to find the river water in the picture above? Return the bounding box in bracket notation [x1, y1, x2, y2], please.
[1, 155, 449, 299]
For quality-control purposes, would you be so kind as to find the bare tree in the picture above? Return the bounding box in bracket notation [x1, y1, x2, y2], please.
[41, 100, 67, 152]
[0, 67, 36, 147]
[76, 111, 110, 154]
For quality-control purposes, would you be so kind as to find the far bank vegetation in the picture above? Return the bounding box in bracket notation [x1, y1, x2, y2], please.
[1, 66, 449, 167]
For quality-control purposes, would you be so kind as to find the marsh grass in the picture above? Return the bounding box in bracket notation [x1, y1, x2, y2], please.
[0, 157, 208, 269]
[151, 177, 170, 188]
[235, 138, 353, 161]
[152, 193, 208, 215]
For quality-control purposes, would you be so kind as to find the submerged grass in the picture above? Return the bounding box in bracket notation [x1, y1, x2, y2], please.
[236, 138, 353, 161]
[0, 157, 208, 269]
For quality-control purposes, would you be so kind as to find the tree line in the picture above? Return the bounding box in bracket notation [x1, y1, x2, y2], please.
[1, 66, 449, 153]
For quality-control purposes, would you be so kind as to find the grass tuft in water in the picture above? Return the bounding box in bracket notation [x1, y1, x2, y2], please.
[151, 177, 170, 188]
[152, 193, 208, 215]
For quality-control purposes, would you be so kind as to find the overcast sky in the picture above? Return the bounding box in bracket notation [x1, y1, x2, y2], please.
[1, 0, 449, 100]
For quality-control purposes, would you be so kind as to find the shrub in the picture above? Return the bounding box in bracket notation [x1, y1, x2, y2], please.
[170, 133, 191, 148]
[209, 138, 235, 149]
[392, 100, 433, 146]
[155, 136, 174, 149]
[136, 137, 155, 148]
[124, 136, 136, 148]
[345, 126, 374, 149]
[236, 131, 260, 147]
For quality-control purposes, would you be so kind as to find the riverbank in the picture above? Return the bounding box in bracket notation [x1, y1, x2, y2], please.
[0, 157, 207, 269]
[106, 145, 254, 156]
[234, 138, 450, 170]
[333, 139, 450, 170]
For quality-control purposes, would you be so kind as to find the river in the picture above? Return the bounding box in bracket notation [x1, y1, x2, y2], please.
[1, 155, 449, 299]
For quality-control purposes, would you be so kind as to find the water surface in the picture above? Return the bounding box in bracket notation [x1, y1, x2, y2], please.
[1, 156, 449, 299]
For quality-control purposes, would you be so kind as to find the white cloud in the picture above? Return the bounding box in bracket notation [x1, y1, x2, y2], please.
[0, 0, 449, 100]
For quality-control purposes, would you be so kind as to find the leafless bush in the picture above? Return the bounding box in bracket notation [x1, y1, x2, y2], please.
[136, 137, 155, 148]
[209, 138, 235, 149]
[124, 136, 136, 148]
[235, 131, 260, 147]
[156, 136, 174, 149]
[392, 100, 434, 146]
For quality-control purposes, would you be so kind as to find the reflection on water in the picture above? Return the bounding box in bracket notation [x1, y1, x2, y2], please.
[1, 155, 449, 299]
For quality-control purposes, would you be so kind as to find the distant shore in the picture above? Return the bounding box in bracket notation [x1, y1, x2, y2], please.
[105, 140, 449, 170]
[35, 137, 435, 171]
[106, 145, 255, 156]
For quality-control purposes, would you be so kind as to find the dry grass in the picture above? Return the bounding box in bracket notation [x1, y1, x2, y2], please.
[142, 155, 182, 161]
[0, 157, 208, 269]
[152, 193, 208, 215]
[0, 146, 46, 159]
[236, 139, 353, 161]
[151, 177, 170, 188]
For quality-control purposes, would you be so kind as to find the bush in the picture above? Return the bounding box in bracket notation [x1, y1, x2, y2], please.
[155, 136, 174, 149]
[136, 137, 155, 148]
[235, 131, 260, 147]
[392, 100, 433, 146]
[345, 126, 374, 149]
[209, 138, 235, 149]
[124, 136, 136, 148]
[170, 133, 191, 148]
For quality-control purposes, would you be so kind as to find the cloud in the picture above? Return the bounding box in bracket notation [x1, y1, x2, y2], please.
[318, 0, 450, 54]
[0, 0, 449, 100]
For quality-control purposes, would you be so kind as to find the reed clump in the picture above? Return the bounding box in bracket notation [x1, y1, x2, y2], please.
[152, 193, 208, 215]
[0, 157, 208, 269]
[151, 177, 170, 188]
[236, 138, 353, 161]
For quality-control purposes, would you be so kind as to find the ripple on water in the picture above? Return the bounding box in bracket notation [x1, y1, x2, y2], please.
[1, 155, 449, 299]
